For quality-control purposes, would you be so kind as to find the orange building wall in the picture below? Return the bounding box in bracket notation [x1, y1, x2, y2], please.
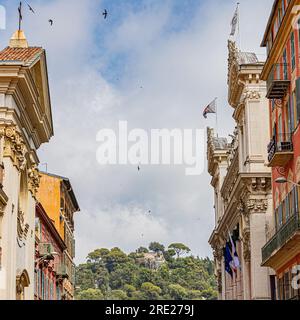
[37, 173, 65, 240]
[265, 0, 300, 277]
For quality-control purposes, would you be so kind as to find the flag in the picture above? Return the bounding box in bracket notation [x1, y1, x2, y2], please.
[230, 5, 239, 36]
[224, 242, 233, 278]
[203, 98, 217, 119]
[229, 231, 240, 272]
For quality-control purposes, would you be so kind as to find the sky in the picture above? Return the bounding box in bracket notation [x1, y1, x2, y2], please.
[0, 0, 274, 263]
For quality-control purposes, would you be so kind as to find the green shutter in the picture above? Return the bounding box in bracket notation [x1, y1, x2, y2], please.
[296, 78, 300, 121]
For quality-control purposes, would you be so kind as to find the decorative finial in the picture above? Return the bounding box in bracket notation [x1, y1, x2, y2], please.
[9, 2, 28, 48]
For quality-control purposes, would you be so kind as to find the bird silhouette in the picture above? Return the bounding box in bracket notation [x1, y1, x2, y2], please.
[103, 9, 108, 19]
[48, 19, 53, 26]
[26, 3, 35, 13]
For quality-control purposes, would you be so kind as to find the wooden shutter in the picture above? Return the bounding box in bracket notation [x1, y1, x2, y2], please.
[296, 78, 300, 121]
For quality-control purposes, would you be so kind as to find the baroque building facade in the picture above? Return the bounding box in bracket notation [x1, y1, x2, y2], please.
[34, 203, 67, 300]
[260, 0, 300, 300]
[208, 41, 274, 300]
[37, 172, 79, 300]
[0, 30, 53, 300]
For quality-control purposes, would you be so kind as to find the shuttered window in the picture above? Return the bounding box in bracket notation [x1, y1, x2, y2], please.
[296, 78, 300, 122]
[291, 32, 296, 70]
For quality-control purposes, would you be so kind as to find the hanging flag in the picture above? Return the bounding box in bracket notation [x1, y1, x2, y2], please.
[229, 231, 240, 272]
[203, 98, 217, 119]
[230, 4, 239, 37]
[224, 242, 233, 278]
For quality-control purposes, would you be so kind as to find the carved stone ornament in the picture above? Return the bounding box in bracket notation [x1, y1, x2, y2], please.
[242, 227, 251, 262]
[246, 198, 268, 214]
[217, 270, 222, 293]
[244, 177, 271, 195]
[228, 40, 239, 84]
[27, 165, 41, 197]
[243, 90, 261, 101]
[213, 245, 223, 262]
[0, 125, 27, 171]
[16, 269, 30, 300]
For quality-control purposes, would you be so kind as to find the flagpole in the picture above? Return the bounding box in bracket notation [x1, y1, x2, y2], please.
[237, 2, 241, 50]
[215, 97, 218, 137]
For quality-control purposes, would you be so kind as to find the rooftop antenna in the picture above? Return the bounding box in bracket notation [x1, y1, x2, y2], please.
[18, 1, 23, 31]
[41, 163, 48, 173]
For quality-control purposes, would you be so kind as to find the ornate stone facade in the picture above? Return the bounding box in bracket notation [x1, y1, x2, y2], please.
[0, 31, 53, 300]
[208, 41, 273, 300]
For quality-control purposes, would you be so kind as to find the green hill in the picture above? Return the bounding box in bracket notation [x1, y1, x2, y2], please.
[75, 242, 218, 300]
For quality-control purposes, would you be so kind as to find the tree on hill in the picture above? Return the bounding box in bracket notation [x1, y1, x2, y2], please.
[141, 282, 162, 300]
[168, 243, 191, 258]
[149, 242, 165, 254]
[77, 288, 104, 300]
[168, 284, 188, 300]
[87, 248, 110, 263]
[137, 247, 149, 254]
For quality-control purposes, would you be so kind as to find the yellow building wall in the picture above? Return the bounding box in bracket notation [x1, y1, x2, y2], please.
[37, 173, 65, 240]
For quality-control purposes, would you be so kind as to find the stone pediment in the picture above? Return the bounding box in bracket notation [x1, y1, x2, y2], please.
[0, 44, 54, 148]
[28, 50, 54, 142]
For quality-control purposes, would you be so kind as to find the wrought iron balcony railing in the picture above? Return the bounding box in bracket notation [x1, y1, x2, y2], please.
[267, 134, 293, 167]
[262, 213, 300, 265]
[266, 63, 290, 99]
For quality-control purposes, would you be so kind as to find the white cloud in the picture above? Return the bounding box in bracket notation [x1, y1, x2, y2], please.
[0, 0, 274, 263]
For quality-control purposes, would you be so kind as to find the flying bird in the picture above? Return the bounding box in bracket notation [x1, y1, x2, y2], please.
[48, 19, 53, 26]
[26, 2, 35, 13]
[102, 9, 108, 19]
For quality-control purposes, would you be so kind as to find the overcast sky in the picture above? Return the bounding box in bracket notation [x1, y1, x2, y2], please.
[0, 0, 274, 263]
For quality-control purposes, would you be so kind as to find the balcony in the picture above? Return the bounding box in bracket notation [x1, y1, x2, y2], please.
[55, 264, 69, 279]
[267, 134, 293, 167]
[266, 63, 290, 99]
[262, 213, 300, 267]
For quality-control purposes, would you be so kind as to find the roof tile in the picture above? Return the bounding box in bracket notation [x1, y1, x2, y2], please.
[0, 47, 43, 65]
